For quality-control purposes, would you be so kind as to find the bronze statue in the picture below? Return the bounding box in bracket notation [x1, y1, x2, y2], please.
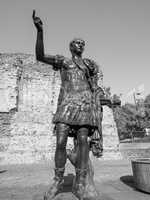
[32, 10, 106, 200]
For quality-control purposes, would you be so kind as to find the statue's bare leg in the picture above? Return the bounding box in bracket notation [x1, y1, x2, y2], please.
[72, 127, 89, 199]
[76, 127, 89, 169]
[44, 123, 69, 200]
[55, 123, 69, 168]
[68, 131, 100, 200]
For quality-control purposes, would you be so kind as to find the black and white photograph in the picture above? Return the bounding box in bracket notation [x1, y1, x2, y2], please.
[0, 0, 150, 200]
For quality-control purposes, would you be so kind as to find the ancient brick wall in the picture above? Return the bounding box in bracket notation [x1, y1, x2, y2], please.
[0, 54, 120, 164]
[102, 106, 122, 160]
[0, 54, 58, 164]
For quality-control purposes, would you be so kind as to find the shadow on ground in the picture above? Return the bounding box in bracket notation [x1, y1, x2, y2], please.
[61, 173, 74, 193]
[0, 170, 7, 174]
[120, 175, 135, 189]
[120, 175, 150, 195]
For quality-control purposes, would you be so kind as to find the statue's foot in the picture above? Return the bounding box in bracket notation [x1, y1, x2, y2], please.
[84, 183, 100, 200]
[73, 183, 100, 200]
[72, 183, 85, 200]
[43, 178, 64, 200]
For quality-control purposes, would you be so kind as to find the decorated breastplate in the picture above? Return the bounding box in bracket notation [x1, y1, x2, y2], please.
[61, 58, 90, 92]
[62, 58, 86, 80]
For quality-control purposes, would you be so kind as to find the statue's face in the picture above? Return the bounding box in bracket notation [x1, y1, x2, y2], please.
[70, 39, 85, 55]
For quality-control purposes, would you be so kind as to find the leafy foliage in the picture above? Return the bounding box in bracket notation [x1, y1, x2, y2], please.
[143, 94, 150, 127]
[113, 103, 146, 140]
[103, 86, 111, 98]
[103, 87, 150, 140]
[112, 94, 150, 140]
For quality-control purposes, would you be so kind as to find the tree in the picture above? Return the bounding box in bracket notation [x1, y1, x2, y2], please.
[103, 86, 111, 98]
[144, 94, 150, 108]
[103, 87, 150, 140]
[113, 106, 130, 140]
[143, 94, 150, 127]
[113, 103, 145, 140]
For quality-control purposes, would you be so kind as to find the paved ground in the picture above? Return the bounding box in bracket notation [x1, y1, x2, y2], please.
[0, 159, 150, 200]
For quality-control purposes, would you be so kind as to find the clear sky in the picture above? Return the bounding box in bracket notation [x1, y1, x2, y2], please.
[0, 0, 150, 103]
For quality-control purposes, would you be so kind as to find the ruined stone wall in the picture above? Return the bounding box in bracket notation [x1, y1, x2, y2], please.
[0, 54, 120, 164]
[102, 106, 122, 160]
[0, 54, 59, 164]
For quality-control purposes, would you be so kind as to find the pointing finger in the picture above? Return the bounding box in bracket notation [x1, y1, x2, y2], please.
[32, 10, 36, 19]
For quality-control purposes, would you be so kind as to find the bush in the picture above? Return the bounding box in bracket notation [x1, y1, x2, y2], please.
[113, 103, 145, 140]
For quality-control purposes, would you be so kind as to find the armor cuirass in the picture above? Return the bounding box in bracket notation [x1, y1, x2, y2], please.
[60, 62, 90, 94]
[53, 59, 98, 129]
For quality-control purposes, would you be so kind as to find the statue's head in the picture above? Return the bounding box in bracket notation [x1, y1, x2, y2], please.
[69, 38, 85, 56]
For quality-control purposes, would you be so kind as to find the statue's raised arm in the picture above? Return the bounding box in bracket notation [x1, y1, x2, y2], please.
[32, 10, 64, 69]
